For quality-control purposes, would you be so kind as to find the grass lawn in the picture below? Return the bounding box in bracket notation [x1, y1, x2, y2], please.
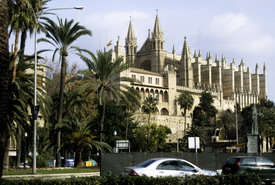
[3, 167, 100, 176]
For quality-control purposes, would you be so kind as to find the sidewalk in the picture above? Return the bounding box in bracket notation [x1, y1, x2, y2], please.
[2, 172, 100, 180]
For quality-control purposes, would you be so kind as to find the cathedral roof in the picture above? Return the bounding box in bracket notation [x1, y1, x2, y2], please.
[130, 67, 162, 76]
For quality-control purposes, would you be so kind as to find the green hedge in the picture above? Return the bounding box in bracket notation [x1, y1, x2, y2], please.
[0, 174, 262, 185]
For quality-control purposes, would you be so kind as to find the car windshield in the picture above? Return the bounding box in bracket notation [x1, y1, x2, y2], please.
[135, 159, 157, 167]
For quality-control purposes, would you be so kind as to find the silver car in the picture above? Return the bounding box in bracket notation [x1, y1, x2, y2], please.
[122, 158, 217, 177]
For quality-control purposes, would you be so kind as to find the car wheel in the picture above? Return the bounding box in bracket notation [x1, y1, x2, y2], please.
[264, 180, 272, 185]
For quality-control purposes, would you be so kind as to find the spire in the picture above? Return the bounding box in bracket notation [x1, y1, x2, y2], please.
[221, 55, 226, 68]
[193, 49, 197, 58]
[255, 63, 258, 74]
[126, 18, 136, 42]
[198, 50, 201, 57]
[172, 45, 176, 54]
[263, 63, 266, 75]
[181, 36, 193, 87]
[206, 52, 212, 60]
[240, 58, 244, 65]
[182, 36, 190, 57]
[115, 35, 123, 57]
[147, 29, 151, 39]
[215, 54, 218, 62]
[221, 55, 226, 62]
[152, 10, 163, 40]
[125, 18, 137, 64]
[116, 35, 120, 46]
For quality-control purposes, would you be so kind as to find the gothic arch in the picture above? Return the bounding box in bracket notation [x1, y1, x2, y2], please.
[163, 91, 169, 102]
[145, 88, 150, 97]
[155, 90, 159, 101]
[140, 60, 151, 71]
[140, 88, 145, 100]
[159, 90, 164, 102]
[160, 108, 169, 115]
[150, 89, 154, 97]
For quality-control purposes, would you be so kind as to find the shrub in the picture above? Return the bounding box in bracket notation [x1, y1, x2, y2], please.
[0, 173, 262, 185]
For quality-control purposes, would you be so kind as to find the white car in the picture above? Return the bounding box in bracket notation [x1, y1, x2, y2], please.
[122, 158, 217, 177]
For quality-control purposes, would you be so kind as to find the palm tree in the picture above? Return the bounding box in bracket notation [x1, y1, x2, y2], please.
[177, 91, 194, 131]
[19, 0, 50, 61]
[8, 0, 28, 82]
[8, 0, 50, 153]
[39, 17, 92, 166]
[77, 50, 140, 142]
[60, 117, 111, 167]
[142, 96, 158, 124]
[199, 91, 218, 125]
[181, 124, 206, 150]
[8, 53, 52, 167]
[0, 0, 10, 178]
[216, 111, 235, 140]
[258, 107, 275, 151]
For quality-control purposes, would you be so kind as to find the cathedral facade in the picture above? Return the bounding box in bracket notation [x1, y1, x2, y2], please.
[112, 15, 267, 142]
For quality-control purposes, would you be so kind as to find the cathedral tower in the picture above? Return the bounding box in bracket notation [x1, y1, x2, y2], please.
[125, 19, 137, 65]
[150, 12, 166, 73]
[180, 37, 193, 87]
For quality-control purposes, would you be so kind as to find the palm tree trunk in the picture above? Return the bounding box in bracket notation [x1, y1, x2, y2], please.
[267, 136, 270, 152]
[126, 116, 128, 140]
[100, 102, 106, 142]
[16, 129, 22, 167]
[3, 138, 10, 170]
[19, 29, 27, 62]
[63, 150, 67, 167]
[0, 0, 11, 178]
[74, 150, 82, 167]
[56, 55, 67, 167]
[184, 109, 187, 131]
[11, 30, 19, 82]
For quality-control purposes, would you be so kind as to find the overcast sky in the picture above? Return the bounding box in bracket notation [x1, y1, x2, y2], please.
[23, 0, 275, 101]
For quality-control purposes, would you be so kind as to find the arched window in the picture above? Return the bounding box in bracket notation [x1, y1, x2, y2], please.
[145, 88, 150, 98]
[155, 90, 159, 101]
[140, 88, 145, 100]
[150, 89, 154, 97]
[163, 91, 169, 102]
[161, 108, 169, 115]
[159, 90, 164, 102]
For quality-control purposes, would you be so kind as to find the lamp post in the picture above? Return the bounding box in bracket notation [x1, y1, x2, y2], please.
[32, 6, 84, 174]
[235, 97, 238, 145]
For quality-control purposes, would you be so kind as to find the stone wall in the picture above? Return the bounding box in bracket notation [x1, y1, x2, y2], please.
[101, 152, 275, 176]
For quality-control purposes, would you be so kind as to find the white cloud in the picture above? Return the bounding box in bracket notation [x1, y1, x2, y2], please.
[248, 35, 275, 52]
[201, 12, 275, 55]
[208, 13, 252, 36]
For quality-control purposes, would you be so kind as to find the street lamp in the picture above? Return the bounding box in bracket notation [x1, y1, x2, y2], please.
[32, 6, 84, 174]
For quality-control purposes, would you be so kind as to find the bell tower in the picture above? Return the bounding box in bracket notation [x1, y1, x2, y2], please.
[125, 18, 137, 65]
[151, 10, 165, 73]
